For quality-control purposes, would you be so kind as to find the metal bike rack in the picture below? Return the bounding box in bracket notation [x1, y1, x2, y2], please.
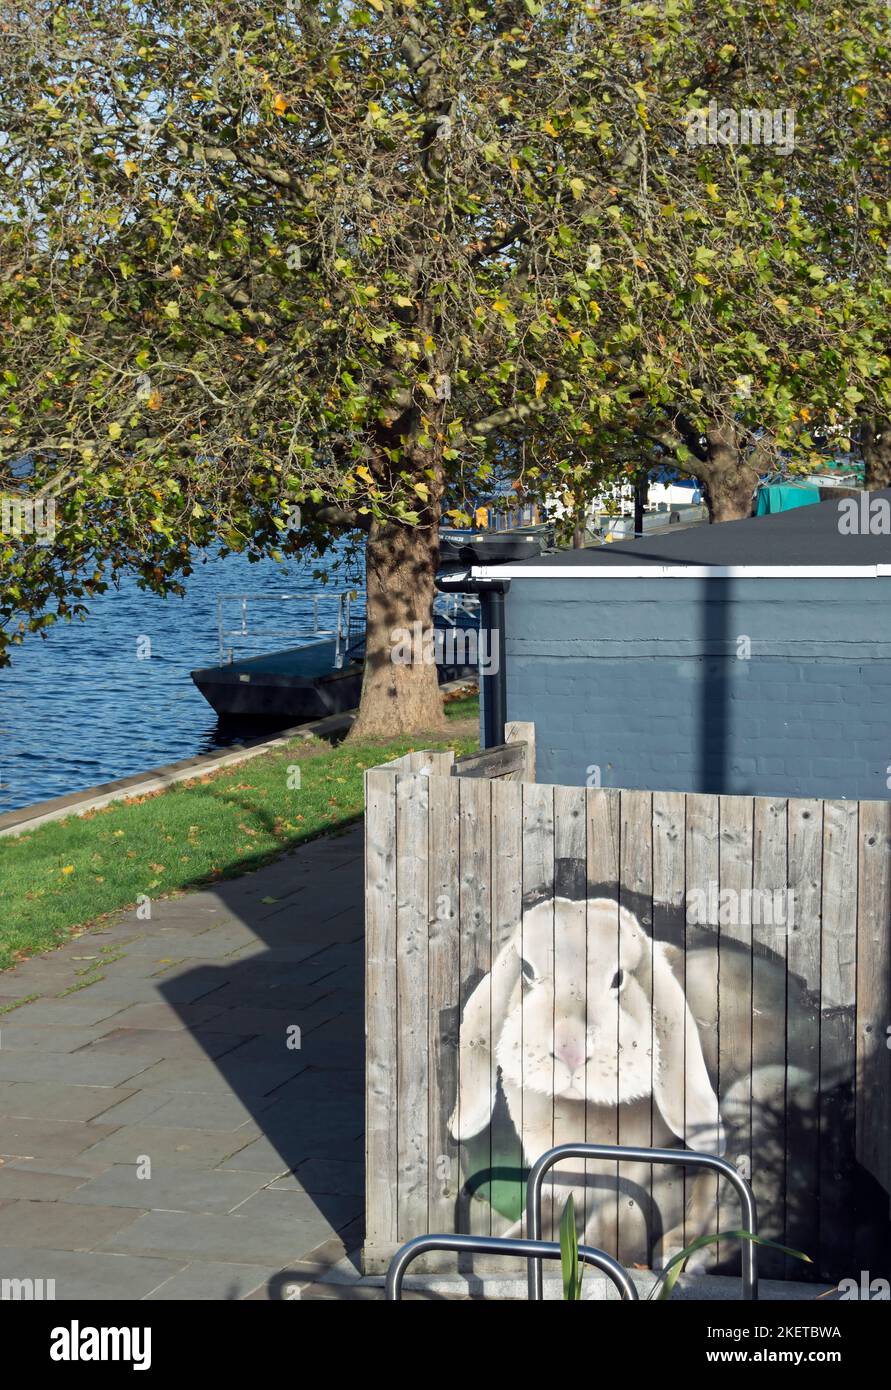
[385, 1232, 639, 1302]
[526, 1142, 759, 1302]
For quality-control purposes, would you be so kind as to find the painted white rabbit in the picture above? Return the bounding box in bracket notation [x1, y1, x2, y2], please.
[449, 896, 729, 1263]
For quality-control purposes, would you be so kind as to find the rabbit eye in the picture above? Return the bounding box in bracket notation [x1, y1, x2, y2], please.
[610, 969, 625, 992]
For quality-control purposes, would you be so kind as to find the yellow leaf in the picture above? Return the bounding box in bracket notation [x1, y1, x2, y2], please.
[569, 177, 585, 200]
[61, 864, 75, 875]
[355, 464, 373, 484]
[123, 160, 138, 178]
[394, 295, 413, 308]
[535, 372, 549, 398]
[413, 482, 429, 501]
[256, 339, 268, 353]
[543, 120, 558, 137]
[273, 93, 288, 115]
[368, 0, 384, 9]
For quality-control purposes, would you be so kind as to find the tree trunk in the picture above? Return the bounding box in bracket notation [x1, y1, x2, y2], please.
[697, 429, 759, 522]
[862, 418, 891, 490]
[348, 513, 446, 740]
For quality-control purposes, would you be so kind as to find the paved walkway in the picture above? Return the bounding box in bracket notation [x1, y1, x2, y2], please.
[0, 824, 368, 1300]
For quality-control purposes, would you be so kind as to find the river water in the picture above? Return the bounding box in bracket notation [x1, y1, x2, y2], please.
[0, 544, 365, 814]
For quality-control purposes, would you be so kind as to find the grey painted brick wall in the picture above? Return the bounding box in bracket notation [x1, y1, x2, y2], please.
[501, 575, 891, 800]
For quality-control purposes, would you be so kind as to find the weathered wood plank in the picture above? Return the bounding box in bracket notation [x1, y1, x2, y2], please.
[585, 787, 621, 1258]
[490, 777, 524, 1238]
[364, 767, 399, 1265]
[427, 764, 461, 1248]
[717, 794, 754, 1265]
[618, 789, 653, 1267]
[751, 796, 788, 1279]
[521, 781, 555, 1234]
[856, 802, 891, 1216]
[785, 798, 823, 1278]
[454, 743, 528, 781]
[684, 794, 721, 1258]
[818, 799, 858, 1281]
[552, 785, 588, 1240]
[396, 771, 430, 1242]
[505, 720, 536, 782]
[458, 775, 493, 1238]
[652, 790, 687, 1258]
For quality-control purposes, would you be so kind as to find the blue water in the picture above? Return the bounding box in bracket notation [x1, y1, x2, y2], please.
[0, 544, 364, 813]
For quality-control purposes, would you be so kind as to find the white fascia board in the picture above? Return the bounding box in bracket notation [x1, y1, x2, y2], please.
[471, 564, 889, 580]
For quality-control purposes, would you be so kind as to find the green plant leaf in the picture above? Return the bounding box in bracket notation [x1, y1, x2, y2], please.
[648, 1230, 812, 1301]
[560, 1193, 584, 1300]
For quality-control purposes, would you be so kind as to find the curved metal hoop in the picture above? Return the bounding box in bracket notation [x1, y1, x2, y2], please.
[525, 1142, 759, 1301]
[385, 1232, 639, 1302]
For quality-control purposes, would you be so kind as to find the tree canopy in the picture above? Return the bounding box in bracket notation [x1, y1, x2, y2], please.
[1, 0, 889, 728]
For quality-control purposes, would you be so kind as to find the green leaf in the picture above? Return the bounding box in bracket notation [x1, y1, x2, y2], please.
[648, 1231, 812, 1302]
[560, 1194, 583, 1301]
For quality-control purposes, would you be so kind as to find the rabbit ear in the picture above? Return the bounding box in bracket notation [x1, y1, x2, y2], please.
[651, 944, 725, 1156]
[449, 935, 521, 1141]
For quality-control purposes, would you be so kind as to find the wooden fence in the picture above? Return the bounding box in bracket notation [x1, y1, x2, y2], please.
[364, 725, 891, 1281]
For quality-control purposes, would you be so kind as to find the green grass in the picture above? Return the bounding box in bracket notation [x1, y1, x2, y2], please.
[0, 697, 478, 971]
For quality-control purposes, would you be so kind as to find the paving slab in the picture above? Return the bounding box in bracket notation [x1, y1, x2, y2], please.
[0, 1022, 113, 1053]
[0, 1082, 139, 1123]
[0, 1117, 121, 1162]
[68, 1164, 268, 1215]
[131, 1057, 309, 1097]
[144, 1260, 276, 1300]
[0, 1246, 187, 1300]
[98, 1208, 344, 1266]
[0, 1199, 145, 1250]
[0, 1166, 88, 1200]
[80, 1026, 250, 1063]
[273, 1158, 364, 1197]
[102, 1001, 228, 1031]
[0, 998, 131, 1027]
[78, 1124, 258, 1170]
[0, 1051, 158, 1087]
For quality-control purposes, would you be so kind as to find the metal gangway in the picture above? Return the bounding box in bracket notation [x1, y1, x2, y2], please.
[215, 590, 360, 667]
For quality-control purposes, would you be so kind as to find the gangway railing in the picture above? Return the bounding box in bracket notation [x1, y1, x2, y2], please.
[385, 1233, 638, 1302]
[216, 590, 358, 666]
[525, 1142, 759, 1301]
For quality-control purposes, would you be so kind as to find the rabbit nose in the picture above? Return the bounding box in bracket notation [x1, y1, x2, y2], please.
[552, 1037, 586, 1073]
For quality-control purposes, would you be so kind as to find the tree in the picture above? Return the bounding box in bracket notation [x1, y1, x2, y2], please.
[2, 0, 889, 743]
[558, 0, 891, 520]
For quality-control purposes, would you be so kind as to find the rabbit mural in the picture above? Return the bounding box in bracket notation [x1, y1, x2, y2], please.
[450, 895, 813, 1268]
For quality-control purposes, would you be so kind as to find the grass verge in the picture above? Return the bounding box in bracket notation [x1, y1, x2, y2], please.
[0, 697, 478, 970]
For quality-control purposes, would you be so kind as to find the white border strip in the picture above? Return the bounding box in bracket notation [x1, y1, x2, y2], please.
[472, 564, 891, 580]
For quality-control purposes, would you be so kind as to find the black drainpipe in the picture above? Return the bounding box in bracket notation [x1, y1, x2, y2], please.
[435, 568, 510, 748]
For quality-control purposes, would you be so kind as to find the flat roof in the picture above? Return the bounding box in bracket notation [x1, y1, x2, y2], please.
[472, 489, 891, 579]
